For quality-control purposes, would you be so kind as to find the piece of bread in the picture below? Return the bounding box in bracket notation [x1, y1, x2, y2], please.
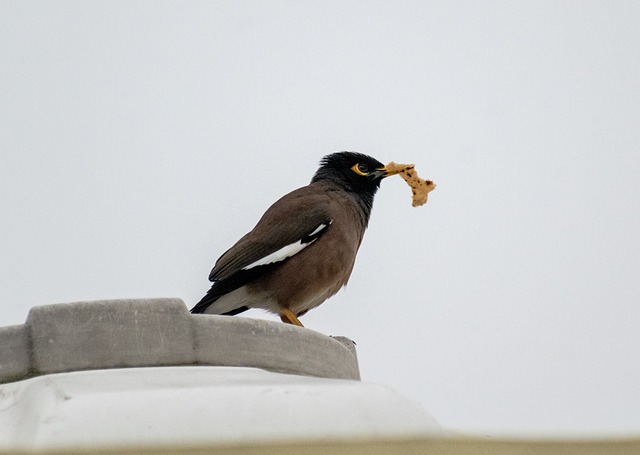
[386, 161, 436, 207]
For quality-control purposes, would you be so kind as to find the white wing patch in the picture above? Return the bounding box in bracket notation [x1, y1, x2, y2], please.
[308, 223, 326, 236]
[242, 222, 330, 271]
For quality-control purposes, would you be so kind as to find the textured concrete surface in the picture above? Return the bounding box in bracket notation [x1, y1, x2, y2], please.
[0, 298, 360, 384]
[0, 324, 29, 382]
[192, 316, 360, 380]
[27, 298, 195, 374]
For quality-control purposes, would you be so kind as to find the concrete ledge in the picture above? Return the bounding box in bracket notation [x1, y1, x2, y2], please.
[27, 298, 195, 374]
[0, 325, 30, 382]
[193, 316, 360, 380]
[0, 298, 360, 384]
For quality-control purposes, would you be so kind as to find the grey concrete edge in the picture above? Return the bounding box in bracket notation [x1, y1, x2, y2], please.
[192, 314, 361, 380]
[0, 325, 31, 383]
[0, 298, 360, 384]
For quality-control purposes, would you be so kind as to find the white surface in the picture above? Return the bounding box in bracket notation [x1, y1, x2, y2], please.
[0, 367, 442, 451]
[1, 2, 639, 437]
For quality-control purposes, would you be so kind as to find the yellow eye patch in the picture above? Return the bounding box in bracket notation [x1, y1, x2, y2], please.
[351, 163, 369, 176]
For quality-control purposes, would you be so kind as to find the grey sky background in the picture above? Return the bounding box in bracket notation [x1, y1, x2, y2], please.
[2, 1, 639, 437]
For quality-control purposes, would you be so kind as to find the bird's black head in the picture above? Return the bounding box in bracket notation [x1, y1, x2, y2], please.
[311, 152, 392, 223]
[311, 152, 388, 191]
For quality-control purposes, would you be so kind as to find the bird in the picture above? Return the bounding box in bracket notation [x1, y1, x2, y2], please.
[191, 151, 399, 327]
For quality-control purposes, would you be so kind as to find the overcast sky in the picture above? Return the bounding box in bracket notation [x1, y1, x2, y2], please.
[2, 1, 639, 438]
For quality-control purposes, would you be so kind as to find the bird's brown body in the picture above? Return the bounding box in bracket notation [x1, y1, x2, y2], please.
[225, 183, 365, 317]
[192, 152, 392, 326]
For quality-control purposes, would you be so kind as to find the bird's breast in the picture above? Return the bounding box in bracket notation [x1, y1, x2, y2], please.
[250, 216, 363, 315]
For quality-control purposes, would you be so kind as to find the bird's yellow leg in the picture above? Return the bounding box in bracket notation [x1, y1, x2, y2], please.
[280, 308, 304, 327]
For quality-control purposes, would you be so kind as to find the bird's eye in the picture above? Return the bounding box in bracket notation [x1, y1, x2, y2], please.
[352, 163, 369, 176]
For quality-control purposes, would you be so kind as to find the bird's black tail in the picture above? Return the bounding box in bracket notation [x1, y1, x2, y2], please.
[190, 269, 265, 315]
[190, 294, 249, 315]
[191, 283, 250, 316]
[191, 263, 280, 316]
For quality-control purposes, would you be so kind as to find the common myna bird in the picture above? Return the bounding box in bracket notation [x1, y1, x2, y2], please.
[191, 152, 400, 327]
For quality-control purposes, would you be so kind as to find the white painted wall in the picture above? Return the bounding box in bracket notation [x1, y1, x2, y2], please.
[0, 366, 443, 451]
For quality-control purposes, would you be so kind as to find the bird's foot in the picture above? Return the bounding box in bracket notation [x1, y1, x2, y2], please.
[280, 308, 304, 327]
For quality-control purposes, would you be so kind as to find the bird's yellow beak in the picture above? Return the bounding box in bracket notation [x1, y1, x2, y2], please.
[375, 165, 402, 178]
